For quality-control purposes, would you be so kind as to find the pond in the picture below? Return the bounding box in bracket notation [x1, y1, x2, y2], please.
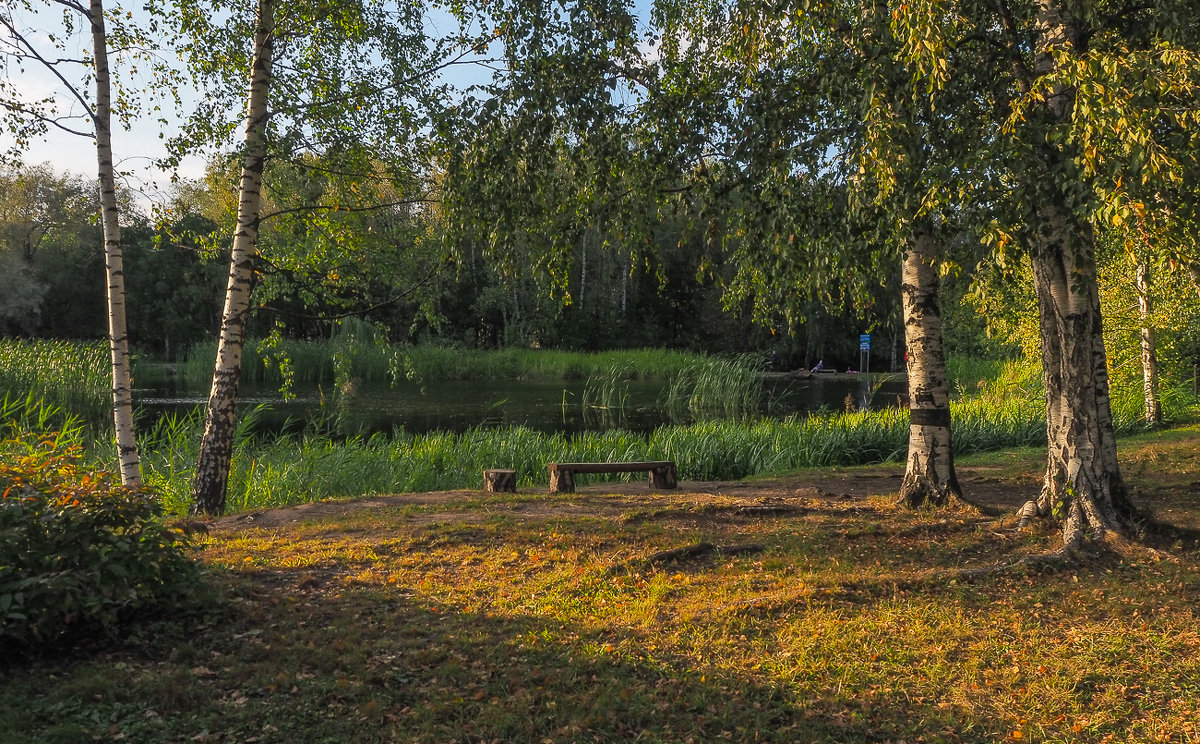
[134, 372, 909, 437]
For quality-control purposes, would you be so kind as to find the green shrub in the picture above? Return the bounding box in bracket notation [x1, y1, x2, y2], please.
[0, 435, 205, 648]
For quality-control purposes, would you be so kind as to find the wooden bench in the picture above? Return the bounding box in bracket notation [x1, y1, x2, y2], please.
[547, 461, 677, 494]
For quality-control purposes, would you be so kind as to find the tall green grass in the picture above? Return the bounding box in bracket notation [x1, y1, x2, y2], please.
[181, 328, 718, 388]
[945, 355, 1006, 397]
[0, 339, 109, 428]
[7, 338, 1197, 516]
[0, 393, 88, 449]
[579, 362, 635, 429]
[141, 361, 1200, 515]
[136, 401, 1053, 515]
[181, 322, 400, 388]
[662, 354, 765, 422]
[962, 356, 1200, 434]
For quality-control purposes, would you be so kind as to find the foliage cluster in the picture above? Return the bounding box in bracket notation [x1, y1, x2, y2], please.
[0, 434, 205, 648]
[0, 167, 225, 355]
[2, 157, 891, 370]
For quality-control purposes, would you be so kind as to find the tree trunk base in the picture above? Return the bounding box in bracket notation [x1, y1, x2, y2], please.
[897, 476, 990, 515]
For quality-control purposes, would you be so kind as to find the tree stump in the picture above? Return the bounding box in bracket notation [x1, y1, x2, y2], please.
[483, 468, 517, 493]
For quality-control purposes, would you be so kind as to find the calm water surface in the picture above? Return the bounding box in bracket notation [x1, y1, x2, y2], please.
[136, 374, 907, 437]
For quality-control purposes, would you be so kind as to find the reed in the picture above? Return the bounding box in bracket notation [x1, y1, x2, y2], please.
[0, 339, 110, 430]
[135, 387, 1199, 516]
[0, 341, 1143, 514]
[661, 354, 765, 422]
[580, 361, 635, 429]
[139, 397, 1059, 515]
[0, 393, 88, 449]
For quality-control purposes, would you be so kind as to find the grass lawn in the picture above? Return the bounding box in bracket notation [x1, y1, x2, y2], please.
[4, 427, 1200, 743]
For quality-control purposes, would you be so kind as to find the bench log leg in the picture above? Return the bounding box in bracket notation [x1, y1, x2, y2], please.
[549, 468, 575, 494]
[483, 468, 517, 493]
[650, 464, 677, 490]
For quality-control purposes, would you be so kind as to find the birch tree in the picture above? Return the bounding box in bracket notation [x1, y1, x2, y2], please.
[983, 0, 1199, 549]
[647, 0, 1199, 546]
[644, 0, 979, 507]
[0, 0, 165, 485]
[165, 0, 472, 515]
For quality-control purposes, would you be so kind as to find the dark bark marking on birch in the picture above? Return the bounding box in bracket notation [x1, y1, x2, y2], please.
[909, 408, 952, 428]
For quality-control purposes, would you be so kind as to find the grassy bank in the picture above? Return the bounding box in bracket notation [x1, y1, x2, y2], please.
[144, 357, 1191, 516]
[3, 340, 1197, 517]
[4, 431, 1199, 743]
[143, 396, 1050, 516]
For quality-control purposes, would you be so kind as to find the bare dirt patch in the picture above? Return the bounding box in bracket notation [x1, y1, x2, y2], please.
[209, 463, 1039, 534]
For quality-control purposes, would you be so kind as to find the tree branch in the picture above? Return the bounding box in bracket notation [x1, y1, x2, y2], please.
[255, 261, 444, 322]
[49, 0, 90, 15]
[0, 16, 97, 123]
[0, 100, 95, 138]
[282, 45, 492, 117]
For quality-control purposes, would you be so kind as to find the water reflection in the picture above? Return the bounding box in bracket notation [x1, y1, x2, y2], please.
[135, 374, 908, 438]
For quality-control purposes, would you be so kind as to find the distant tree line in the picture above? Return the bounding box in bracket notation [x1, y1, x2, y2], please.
[0, 162, 928, 372]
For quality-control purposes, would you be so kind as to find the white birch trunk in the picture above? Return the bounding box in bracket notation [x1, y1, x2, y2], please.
[90, 0, 140, 486]
[1027, 211, 1135, 546]
[897, 225, 961, 507]
[579, 230, 588, 312]
[1017, 0, 1136, 547]
[190, 0, 275, 515]
[1136, 262, 1162, 425]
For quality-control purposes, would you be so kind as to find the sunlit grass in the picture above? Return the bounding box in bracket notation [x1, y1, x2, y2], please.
[4, 434, 1200, 743]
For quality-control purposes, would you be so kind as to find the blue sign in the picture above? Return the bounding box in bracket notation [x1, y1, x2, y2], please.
[859, 334, 871, 351]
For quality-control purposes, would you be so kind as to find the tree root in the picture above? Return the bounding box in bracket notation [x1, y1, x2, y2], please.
[943, 544, 1082, 580]
[932, 528, 1175, 583]
[1016, 499, 1043, 530]
[896, 482, 999, 517]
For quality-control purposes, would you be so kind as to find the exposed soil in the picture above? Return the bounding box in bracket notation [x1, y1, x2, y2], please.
[209, 462, 1036, 534]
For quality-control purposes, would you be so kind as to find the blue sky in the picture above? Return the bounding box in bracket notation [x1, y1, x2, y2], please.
[3, 0, 661, 205]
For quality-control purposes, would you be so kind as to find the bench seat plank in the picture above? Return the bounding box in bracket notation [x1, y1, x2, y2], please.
[548, 461, 675, 474]
[547, 461, 677, 493]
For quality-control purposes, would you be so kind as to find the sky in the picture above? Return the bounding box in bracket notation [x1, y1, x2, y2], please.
[2, 0, 660, 208]
[1, 0, 206, 205]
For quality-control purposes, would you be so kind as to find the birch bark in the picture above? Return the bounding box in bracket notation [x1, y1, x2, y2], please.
[897, 224, 961, 507]
[1136, 262, 1162, 425]
[190, 0, 274, 516]
[1017, 0, 1136, 547]
[89, 0, 140, 486]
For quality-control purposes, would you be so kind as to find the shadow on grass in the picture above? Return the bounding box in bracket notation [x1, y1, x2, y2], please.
[1, 566, 1026, 744]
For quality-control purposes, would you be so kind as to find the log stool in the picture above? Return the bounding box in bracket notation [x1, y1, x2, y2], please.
[483, 468, 517, 493]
